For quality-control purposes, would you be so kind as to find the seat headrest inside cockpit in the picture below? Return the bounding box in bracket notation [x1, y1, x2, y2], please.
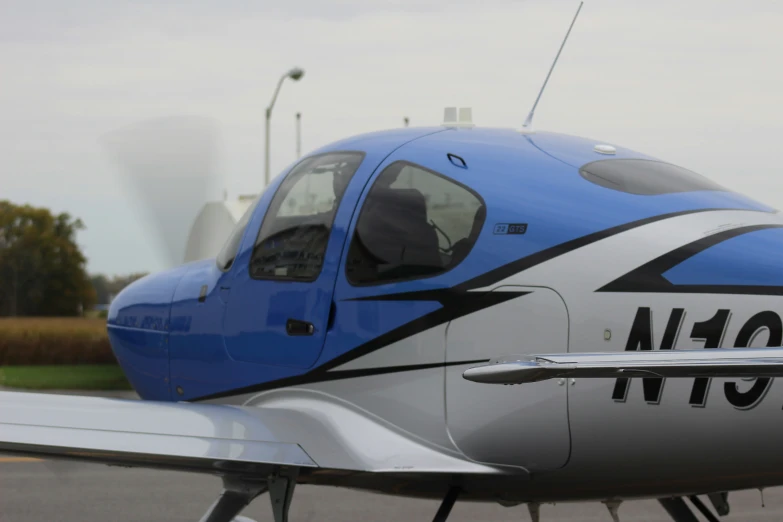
[356, 186, 442, 271]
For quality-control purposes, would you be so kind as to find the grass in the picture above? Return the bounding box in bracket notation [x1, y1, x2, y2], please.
[0, 318, 131, 390]
[0, 365, 132, 390]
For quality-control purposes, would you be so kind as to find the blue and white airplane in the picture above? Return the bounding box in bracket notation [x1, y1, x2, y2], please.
[5, 6, 783, 522]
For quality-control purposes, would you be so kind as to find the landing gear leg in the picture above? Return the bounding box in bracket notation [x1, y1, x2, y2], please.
[432, 486, 461, 522]
[198, 477, 267, 522]
[688, 496, 720, 522]
[603, 500, 621, 522]
[659, 496, 724, 522]
[268, 467, 299, 522]
[658, 497, 700, 522]
[708, 492, 730, 516]
[527, 502, 540, 522]
[197, 467, 300, 522]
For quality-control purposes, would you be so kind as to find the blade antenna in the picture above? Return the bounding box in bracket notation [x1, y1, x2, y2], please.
[522, 1, 583, 131]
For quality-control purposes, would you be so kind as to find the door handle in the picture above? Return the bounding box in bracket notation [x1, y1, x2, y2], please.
[286, 319, 314, 336]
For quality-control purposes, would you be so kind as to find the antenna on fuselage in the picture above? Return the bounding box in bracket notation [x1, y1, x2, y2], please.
[521, 1, 583, 133]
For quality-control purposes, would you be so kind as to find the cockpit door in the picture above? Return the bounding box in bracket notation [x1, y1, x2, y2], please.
[445, 285, 571, 471]
[222, 152, 367, 369]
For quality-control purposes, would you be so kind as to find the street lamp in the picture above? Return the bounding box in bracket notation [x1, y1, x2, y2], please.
[296, 112, 302, 159]
[265, 67, 305, 186]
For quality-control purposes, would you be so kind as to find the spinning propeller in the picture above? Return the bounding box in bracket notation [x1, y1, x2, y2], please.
[100, 115, 224, 269]
[36, 118, 223, 478]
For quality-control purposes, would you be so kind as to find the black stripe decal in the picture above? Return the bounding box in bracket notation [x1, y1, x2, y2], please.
[192, 290, 526, 401]
[598, 224, 783, 294]
[190, 359, 490, 402]
[456, 208, 761, 291]
[345, 208, 757, 304]
[319, 290, 529, 373]
[192, 207, 764, 402]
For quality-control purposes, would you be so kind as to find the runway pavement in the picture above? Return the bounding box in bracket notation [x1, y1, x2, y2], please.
[2, 389, 783, 521]
[3, 461, 783, 522]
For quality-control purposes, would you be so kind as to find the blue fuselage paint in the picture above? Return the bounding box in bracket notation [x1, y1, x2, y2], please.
[664, 227, 783, 287]
[106, 127, 774, 401]
[107, 263, 190, 400]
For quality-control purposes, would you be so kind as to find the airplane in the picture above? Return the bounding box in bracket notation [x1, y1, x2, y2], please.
[6, 4, 783, 522]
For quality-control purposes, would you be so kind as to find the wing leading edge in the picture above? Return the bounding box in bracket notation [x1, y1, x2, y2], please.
[0, 390, 506, 476]
[0, 391, 317, 473]
[462, 348, 783, 384]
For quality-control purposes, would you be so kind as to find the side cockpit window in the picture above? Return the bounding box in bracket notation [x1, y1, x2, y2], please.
[249, 152, 365, 281]
[346, 161, 485, 285]
[216, 195, 262, 271]
[579, 158, 726, 195]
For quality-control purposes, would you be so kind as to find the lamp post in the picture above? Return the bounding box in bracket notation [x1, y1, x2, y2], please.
[264, 67, 305, 187]
[296, 112, 302, 159]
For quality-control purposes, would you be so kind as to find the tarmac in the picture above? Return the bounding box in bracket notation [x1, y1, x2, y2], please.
[2, 388, 783, 521]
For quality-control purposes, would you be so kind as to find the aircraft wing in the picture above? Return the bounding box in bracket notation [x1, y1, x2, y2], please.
[0, 390, 502, 475]
[462, 348, 783, 384]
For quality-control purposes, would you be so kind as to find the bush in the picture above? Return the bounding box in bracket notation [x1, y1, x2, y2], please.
[0, 318, 116, 365]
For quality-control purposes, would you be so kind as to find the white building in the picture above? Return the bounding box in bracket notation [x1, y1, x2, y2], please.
[183, 194, 257, 264]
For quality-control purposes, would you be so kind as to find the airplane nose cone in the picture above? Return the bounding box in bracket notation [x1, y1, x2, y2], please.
[107, 264, 190, 400]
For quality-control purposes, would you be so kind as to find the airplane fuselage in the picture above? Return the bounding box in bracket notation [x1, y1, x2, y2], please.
[107, 126, 783, 503]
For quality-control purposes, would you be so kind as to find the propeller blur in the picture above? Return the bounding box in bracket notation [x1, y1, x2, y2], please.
[100, 115, 223, 268]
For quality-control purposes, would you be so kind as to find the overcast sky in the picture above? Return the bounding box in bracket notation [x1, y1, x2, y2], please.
[2, 0, 782, 276]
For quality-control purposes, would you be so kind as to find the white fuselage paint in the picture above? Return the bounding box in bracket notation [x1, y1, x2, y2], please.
[215, 209, 783, 501]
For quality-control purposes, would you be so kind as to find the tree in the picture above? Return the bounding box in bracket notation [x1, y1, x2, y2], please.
[106, 272, 148, 300]
[90, 272, 149, 305]
[91, 274, 110, 305]
[0, 200, 96, 316]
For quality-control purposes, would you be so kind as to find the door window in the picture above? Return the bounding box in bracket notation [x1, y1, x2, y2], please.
[249, 152, 364, 281]
[346, 161, 485, 285]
